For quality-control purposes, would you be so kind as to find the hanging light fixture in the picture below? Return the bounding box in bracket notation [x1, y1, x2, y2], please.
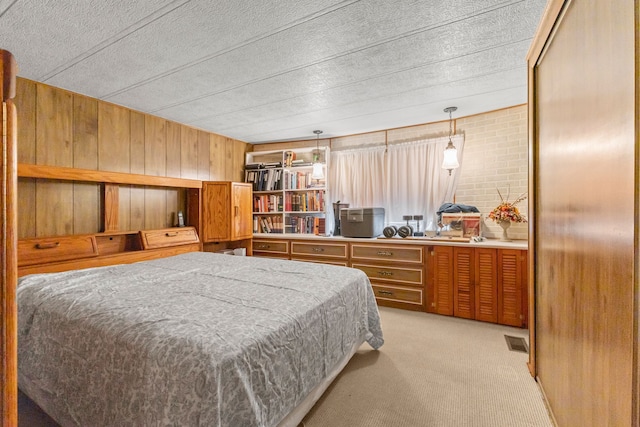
[311, 130, 324, 181]
[442, 106, 459, 175]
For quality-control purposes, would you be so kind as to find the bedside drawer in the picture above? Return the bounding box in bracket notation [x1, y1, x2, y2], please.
[351, 263, 423, 286]
[291, 241, 348, 259]
[371, 283, 423, 306]
[253, 239, 289, 255]
[139, 227, 199, 249]
[351, 244, 423, 264]
[18, 235, 99, 267]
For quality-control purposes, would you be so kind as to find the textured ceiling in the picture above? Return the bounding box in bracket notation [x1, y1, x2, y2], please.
[0, 0, 547, 143]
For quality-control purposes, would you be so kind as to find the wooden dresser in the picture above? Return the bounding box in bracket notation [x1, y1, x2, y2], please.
[253, 235, 528, 328]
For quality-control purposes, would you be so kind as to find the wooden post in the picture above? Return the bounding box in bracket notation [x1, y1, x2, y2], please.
[1, 49, 18, 427]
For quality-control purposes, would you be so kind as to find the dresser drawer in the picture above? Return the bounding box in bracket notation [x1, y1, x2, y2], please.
[290, 241, 348, 259]
[351, 243, 423, 264]
[371, 283, 423, 306]
[18, 235, 99, 267]
[139, 227, 199, 249]
[351, 263, 423, 286]
[291, 257, 348, 266]
[253, 239, 289, 255]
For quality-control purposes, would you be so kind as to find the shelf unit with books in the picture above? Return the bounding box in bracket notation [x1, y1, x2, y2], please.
[245, 146, 330, 236]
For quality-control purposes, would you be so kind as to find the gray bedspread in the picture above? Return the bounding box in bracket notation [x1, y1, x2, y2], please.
[17, 252, 383, 427]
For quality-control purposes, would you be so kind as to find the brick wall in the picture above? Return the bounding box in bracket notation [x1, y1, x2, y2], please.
[456, 105, 528, 240]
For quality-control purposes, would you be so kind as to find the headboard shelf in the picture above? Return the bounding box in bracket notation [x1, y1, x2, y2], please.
[18, 227, 201, 277]
[18, 163, 204, 237]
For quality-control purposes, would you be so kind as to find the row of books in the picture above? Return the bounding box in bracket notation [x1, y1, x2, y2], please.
[284, 191, 325, 212]
[254, 215, 327, 234]
[254, 216, 284, 234]
[286, 216, 326, 235]
[253, 194, 283, 213]
[284, 171, 325, 190]
[245, 161, 282, 169]
[245, 168, 283, 192]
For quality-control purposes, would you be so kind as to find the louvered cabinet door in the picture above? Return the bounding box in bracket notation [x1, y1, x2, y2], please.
[453, 247, 474, 319]
[432, 246, 454, 316]
[475, 248, 498, 323]
[498, 249, 524, 327]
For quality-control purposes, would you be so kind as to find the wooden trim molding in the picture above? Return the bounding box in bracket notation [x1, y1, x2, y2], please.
[18, 163, 202, 189]
[1, 48, 18, 427]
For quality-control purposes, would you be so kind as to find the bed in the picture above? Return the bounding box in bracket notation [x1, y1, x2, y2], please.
[17, 251, 383, 426]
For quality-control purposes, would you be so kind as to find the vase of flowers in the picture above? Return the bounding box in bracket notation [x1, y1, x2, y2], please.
[488, 188, 527, 241]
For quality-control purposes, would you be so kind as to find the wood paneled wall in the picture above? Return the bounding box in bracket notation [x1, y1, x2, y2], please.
[528, 0, 637, 425]
[15, 78, 248, 238]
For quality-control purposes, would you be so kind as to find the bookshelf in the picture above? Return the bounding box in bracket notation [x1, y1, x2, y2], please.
[245, 146, 330, 235]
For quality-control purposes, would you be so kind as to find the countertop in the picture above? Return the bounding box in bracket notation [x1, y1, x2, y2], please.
[252, 233, 528, 250]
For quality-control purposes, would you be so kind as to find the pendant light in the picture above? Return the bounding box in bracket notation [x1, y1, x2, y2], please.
[442, 106, 459, 175]
[311, 130, 324, 181]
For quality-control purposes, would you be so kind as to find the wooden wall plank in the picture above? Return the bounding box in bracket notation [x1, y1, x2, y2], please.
[98, 103, 130, 173]
[232, 138, 248, 182]
[98, 103, 131, 231]
[129, 111, 146, 231]
[180, 125, 198, 179]
[15, 78, 35, 164]
[144, 116, 167, 229]
[36, 84, 73, 236]
[166, 121, 182, 226]
[73, 94, 99, 234]
[15, 78, 36, 238]
[197, 130, 210, 180]
[224, 138, 234, 181]
[209, 133, 225, 181]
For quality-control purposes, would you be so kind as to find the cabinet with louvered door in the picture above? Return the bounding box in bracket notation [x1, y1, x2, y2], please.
[350, 242, 425, 311]
[474, 248, 499, 323]
[453, 247, 474, 320]
[431, 246, 454, 315]
[498, 249, 525, 327]
[453, 247, 498, 323]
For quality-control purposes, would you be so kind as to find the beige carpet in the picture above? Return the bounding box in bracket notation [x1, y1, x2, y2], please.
[302, 306, 553, 427]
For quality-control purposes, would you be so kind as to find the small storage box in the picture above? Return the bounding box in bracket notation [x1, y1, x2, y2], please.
[340, 207, 385, 238]
[440, 213, 482, 238]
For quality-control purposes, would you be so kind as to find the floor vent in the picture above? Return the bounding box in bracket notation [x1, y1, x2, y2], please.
[504, 335, 529, 353]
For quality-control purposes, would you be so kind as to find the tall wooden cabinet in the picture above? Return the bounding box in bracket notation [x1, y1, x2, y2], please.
[201, 182, 253, 253]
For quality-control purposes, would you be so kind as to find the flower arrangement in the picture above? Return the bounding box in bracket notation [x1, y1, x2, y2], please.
[489, 188, 527, 223]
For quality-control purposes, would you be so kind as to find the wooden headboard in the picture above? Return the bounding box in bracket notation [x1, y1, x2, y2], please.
[17, 163, 205, 276]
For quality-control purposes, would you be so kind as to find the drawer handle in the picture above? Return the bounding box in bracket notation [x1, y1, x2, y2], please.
[312, 247, 325, 252]
[377, 271, 393, 277]
[377, 251, 393, 256]
[165, 232, 178, 237]
[378, 290, 394, 296]
[257, 244, 270, 249]
[35, 242, 60, 249]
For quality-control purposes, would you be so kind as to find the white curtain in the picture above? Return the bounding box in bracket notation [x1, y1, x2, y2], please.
[329, 135, 464, 231]
[329, 145, 387, 210]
